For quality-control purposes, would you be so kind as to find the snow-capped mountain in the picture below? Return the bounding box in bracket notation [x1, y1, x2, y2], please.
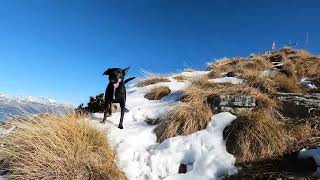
[0, 93, 75, 121]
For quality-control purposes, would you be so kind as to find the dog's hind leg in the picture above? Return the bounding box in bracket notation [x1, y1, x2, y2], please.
[118, 101, 125, 129]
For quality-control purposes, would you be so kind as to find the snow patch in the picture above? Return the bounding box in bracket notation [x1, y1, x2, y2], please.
[300, 78, 317, 89]
[209, 77, 243, 84]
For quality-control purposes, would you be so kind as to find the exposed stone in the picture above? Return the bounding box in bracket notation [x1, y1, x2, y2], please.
[178, 164, 187, 174]
[145, 118, 161, 125]
[268, 54, 284, 63]
[224, 71, 238, 77]
[208, 95, 256, 107]
[207, 95, 256, 115]
[277, 93, 320, 118]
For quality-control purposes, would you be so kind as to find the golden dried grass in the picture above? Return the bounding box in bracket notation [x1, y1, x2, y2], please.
[0, 114, 127, 180]
[144, 86, 171, 100]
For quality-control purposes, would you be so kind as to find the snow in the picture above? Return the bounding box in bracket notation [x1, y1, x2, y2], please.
[0, 93, 74, 107]
[209, 77, 243, 84]
[298, 148, 320, 177]
[300, 78, 317, 89]
[178, 71, 210, 77]
[89, 72, 238, 180]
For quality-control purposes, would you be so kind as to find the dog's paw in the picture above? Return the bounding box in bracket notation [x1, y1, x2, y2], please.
[100, 120, 106, 123]
[118, 125, 123, 129]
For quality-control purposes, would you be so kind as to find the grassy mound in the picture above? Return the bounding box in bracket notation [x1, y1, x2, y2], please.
[0, 114, 127, 180]
[224, 112, 290, 163]
[144, 86, 171, 100]
[155, 102, 213, 143]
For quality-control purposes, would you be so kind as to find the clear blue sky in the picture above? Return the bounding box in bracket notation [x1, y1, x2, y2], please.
[0, 0, 319, 104]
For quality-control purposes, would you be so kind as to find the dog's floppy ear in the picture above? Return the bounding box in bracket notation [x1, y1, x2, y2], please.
[103, 69, 112, 76]
[122, 67, 129, 75]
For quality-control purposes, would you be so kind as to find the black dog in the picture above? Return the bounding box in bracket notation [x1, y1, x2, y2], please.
[100, 67, 135, 129]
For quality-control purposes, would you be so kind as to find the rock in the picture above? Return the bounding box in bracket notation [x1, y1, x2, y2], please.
[145, 118, 161, 125]
[268, 54, 284, 63]
[277, 93, 320, 118]
[178, 164, 187, 174]
[259, 70, 277, 78]
[208, 95, 256, 115]
[208, 95, 256, 107]
[224, 71, 238, 77]
[301, 79, 318, 89]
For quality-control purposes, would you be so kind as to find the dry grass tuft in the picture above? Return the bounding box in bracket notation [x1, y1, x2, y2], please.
[291, 56, 320, 79]
[181, 77, 279, 112]
[136, 77, 170, 87]
[155, 102, 213, 143]
[273, 74, 303, 93]
[237, 57, 273, 77]
[224, 112, 290, 163]
[246, 76, 277, 94]
[207, 69, 221, 79]
[297, 49, 313, 59]
[0, 114, 127, 180]
[172, 75, 190, 82]
[144, 86, 171, 100]
[207, 58, 245, 73]
[281, 60, 297, 80]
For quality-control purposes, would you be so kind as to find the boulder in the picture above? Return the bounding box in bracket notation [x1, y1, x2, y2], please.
[224, 71, 238, 77]
[268, 53, 284, 63]
[207, 95, 256, 115]
[277, 93, 320, 118]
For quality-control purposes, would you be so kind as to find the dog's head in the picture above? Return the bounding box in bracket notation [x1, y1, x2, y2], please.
[103, 67, 129, 88]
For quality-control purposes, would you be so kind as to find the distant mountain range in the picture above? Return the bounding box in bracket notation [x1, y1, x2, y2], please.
[0, 93, 75, 121]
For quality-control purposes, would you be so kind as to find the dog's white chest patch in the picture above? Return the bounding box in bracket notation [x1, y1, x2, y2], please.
[113, 87, 117, 99]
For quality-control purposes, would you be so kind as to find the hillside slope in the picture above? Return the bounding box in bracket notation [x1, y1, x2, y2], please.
[0, 94, 74, 121]
[89, 71, 238, 180]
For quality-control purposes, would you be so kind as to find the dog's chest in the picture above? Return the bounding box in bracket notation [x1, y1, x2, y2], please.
[112, 87, 123, 100]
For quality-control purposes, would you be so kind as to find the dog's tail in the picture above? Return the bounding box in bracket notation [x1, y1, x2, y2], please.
[124, 77, 136, 84]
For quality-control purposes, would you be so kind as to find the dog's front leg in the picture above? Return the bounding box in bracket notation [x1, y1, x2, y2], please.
[101, 101, 111, 123]
[118, 101, 125, 129]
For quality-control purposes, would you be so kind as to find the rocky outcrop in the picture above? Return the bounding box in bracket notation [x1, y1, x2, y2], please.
[277, 93, 320, 118]
[207, 95, 256, 115]
[208, 93, 320, 118]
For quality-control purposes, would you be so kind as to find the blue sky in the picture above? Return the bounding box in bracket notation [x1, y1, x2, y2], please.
[0, 0, 319, 104]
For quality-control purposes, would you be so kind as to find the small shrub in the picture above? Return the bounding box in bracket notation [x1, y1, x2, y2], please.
[76, 93, 106, 113]
[144, 86, 171, 100]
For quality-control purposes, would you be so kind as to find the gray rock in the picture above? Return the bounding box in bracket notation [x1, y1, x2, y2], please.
[208, 95, 256, 108]
[207, 95, 256, 115]
[224, 72, 238, 77]
[268, 54, 284, 62]
[277, 93, 320, 118]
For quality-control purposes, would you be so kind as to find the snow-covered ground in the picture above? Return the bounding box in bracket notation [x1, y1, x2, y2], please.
[88, 72, 238, 180]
